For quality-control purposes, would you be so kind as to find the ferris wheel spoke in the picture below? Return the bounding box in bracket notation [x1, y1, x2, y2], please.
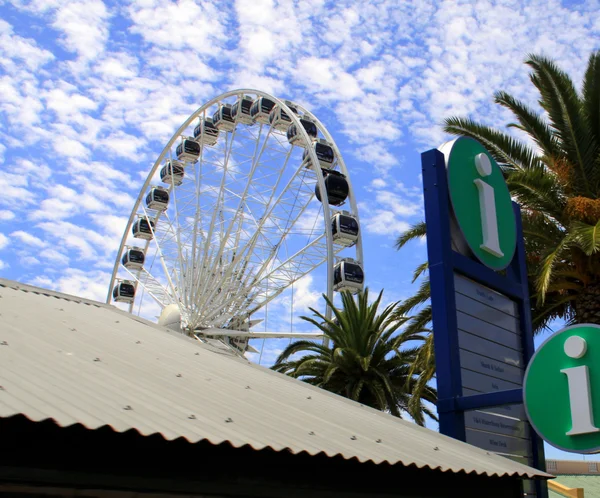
[189, 122, 294, 323]
[194, 125, 270, 297]
[191, 139, 296, 320]
[192, 127, 243, 310]
[248, 238, 331, 312]
[126, 267, 176, 307]
[161, 149, 191, 308]
[239, 165, 319, 288]
[139, 204, 182, 304]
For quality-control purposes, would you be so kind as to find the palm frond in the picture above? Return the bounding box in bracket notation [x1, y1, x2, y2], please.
[443, 116, 542, 171]
[393, 278, 430, 317]
[581, 51, 600, 182]
[526, 53, 595, 196]
[505, 168, 566, 221]
[402, 305, 433, 335]
[395, 221, 427, 250]
[494, 90, 559, 158]
[412, 261, 428, 283]
[536, 233, 574, 301]
[571, 220, 600, 255]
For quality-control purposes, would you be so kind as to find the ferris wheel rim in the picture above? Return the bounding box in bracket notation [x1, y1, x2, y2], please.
[107, 89, 363, 344]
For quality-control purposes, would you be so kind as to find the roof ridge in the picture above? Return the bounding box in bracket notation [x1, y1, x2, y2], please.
[0, 277, 109, 308]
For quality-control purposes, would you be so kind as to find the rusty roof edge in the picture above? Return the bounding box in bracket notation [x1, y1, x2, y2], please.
[1, 414, 550, 479]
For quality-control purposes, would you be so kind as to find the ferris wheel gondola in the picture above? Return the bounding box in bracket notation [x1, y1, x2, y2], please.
[193, 118, 219, 146]
[107, 89, 364, 359]
[231, 95, 254, 125]
[160, 160, 184, 185]
[302, 139, 334, 169]
[122, 247, 145, 270]
[287, 118, 318, 146]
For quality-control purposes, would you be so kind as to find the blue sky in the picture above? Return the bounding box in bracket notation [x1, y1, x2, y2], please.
[1, 0, 600, 462]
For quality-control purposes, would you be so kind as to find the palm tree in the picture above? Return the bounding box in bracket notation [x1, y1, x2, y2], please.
[271, 288, 437, 426]
[397, 50, 600, 333]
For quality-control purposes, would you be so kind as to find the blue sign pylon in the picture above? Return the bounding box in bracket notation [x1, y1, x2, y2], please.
[421, 145, 547, 497]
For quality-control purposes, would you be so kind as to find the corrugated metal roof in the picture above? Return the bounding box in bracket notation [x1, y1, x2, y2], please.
[0, 278, 550, 479]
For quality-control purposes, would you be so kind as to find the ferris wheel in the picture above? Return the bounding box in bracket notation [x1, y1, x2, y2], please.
[107, 89, 364, 357]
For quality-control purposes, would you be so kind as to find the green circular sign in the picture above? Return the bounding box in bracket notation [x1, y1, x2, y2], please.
[524, 324, 600, 454]
[442, 137, 516, 270]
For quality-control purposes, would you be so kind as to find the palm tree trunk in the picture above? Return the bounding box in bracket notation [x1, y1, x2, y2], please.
[575, 283, 600, 324]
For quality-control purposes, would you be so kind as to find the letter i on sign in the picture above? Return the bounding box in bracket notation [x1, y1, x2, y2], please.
[561, 335, 600, 436]
[473, 153, 504, 258]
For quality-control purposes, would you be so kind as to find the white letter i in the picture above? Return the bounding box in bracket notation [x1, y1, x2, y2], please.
[473, 153, 504, 258]
[561, 335, 600, 436]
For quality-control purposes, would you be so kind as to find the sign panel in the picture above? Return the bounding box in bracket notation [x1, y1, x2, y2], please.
[466, 428, 531, 457]
[524, 324, 600, 454]
[455, 274, 518, 316]
[457, 311, 522, 350]
[460, 350, 523, 385]
[458, 330, 523, 368]
[451, 207, 535, 475]
[461, 369, 521, 393]
[455, 292, 519, 333]
[463, 389, 527, 420]
[465, 410, 531, 439]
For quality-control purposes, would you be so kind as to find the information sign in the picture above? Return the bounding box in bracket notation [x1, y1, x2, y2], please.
[421, 137, 547, 497]
[524, 324, 600, 454]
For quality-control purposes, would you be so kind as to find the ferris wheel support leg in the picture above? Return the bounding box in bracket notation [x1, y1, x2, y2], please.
[324, 237, 334, 349]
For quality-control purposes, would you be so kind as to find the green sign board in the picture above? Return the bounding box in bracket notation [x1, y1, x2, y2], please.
[524, 324, 600, 453]
[441, 137, 516, 271]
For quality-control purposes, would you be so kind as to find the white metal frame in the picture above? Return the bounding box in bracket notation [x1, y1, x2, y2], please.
[107, 89, 363, 352]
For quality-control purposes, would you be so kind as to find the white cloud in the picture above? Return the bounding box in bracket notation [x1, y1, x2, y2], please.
[43, 86, 98, 122]
[0, 19, 55, 70]
[0, 233, 9, 249]
[52, 136, 91, 158]
[355, 142, 400, 176]
[96, 52, 139, 80]
[29, 268, 110, 302]
[375, 190, 421, 217]
[127, 0, 227, 52]
[362, 209, 410, 237]
[10, 230, 46, 248]
[99, 131, 148, 161]
[39, 248, 70, 265]
[296, 57, 363, 100]
[52, 0, 110, 60]
[20, 256, 40, 267]
[359, 184, 422, 238]
[291, 274, 321, 312]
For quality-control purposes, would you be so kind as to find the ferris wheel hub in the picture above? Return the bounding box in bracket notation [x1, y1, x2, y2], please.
[158, 304, 182, 332]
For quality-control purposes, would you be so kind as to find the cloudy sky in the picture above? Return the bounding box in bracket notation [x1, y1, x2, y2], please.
[1, 0, 599, 459]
